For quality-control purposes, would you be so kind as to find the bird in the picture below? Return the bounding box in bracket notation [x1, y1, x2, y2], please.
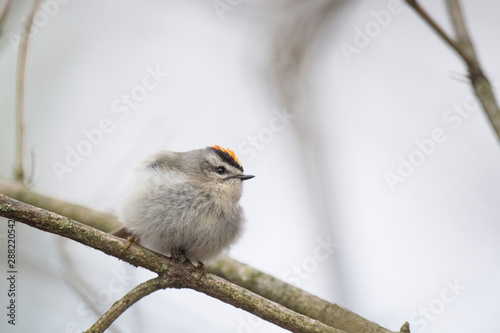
[114, 145, 254, 268]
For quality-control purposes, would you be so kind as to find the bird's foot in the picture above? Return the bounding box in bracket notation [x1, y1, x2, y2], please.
[170, 249, 187, 263]
[126, 236, 138, 249]
[196, 262, 205, 283]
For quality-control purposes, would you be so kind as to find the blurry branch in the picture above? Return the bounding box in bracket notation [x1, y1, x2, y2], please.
[0, 0, 11, 34]
[0, 194, 346, 333]
[404, 0, 465, 59]
[209, 256, 398, 333]
[406, 0, 500, 142]
[15, 0, 42, 182]
[269, 0, 345, 136]
[0, 181, 404, 333]
[0, 178, 121, 231]
[269, 0, 349, 303]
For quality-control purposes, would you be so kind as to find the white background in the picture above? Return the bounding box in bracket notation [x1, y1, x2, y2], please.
[1, 0, 499, 332]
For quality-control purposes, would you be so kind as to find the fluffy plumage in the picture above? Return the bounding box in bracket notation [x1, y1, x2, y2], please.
[118, 147, 253, 264]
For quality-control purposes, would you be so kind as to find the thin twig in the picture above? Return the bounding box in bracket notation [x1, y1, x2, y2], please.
[445, 0, 478, 66]
[405, 0, 468, 61]
[15, 0, 42, 182]
[405, 0, 500, 142]
[85, 276, 167, 333]
[0, 194, 348, 333]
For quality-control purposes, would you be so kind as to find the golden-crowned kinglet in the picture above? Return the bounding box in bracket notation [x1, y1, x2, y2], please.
[116, 145, 254, 265]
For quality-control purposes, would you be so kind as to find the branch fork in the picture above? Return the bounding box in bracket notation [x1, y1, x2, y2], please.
[405, 0, 500, 141]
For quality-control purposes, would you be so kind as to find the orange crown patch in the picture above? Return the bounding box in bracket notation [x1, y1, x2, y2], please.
[212, 145, 242, 169]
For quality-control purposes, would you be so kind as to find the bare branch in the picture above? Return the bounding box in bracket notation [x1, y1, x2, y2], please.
[0, 178, 401, 332]
[15, 0, 42, 182]
[445, 0, 478, 66]
[405, 0, 468, 60]
[0, 194, 350, 333]
[444, 0, 500, 140]
[210, 256, 395, 333]
[405, 0, 500, 142]
[0, 0, 12, 32]
[0, 178, 121, 231]
[84, 276, 166, 333]
[0, 179, 401, 332]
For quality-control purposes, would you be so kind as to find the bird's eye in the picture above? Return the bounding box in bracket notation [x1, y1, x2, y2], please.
[216, 166, 226, 174]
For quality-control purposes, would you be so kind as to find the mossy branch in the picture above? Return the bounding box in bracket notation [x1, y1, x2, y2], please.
[0, 180, 404, 332]
[0, 193, 347, 333]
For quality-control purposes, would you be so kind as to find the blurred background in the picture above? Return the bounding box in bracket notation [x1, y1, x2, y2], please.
[1, 0, 499, 332]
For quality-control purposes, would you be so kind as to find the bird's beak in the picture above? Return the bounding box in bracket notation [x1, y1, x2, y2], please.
[236, 174, 255, 181]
